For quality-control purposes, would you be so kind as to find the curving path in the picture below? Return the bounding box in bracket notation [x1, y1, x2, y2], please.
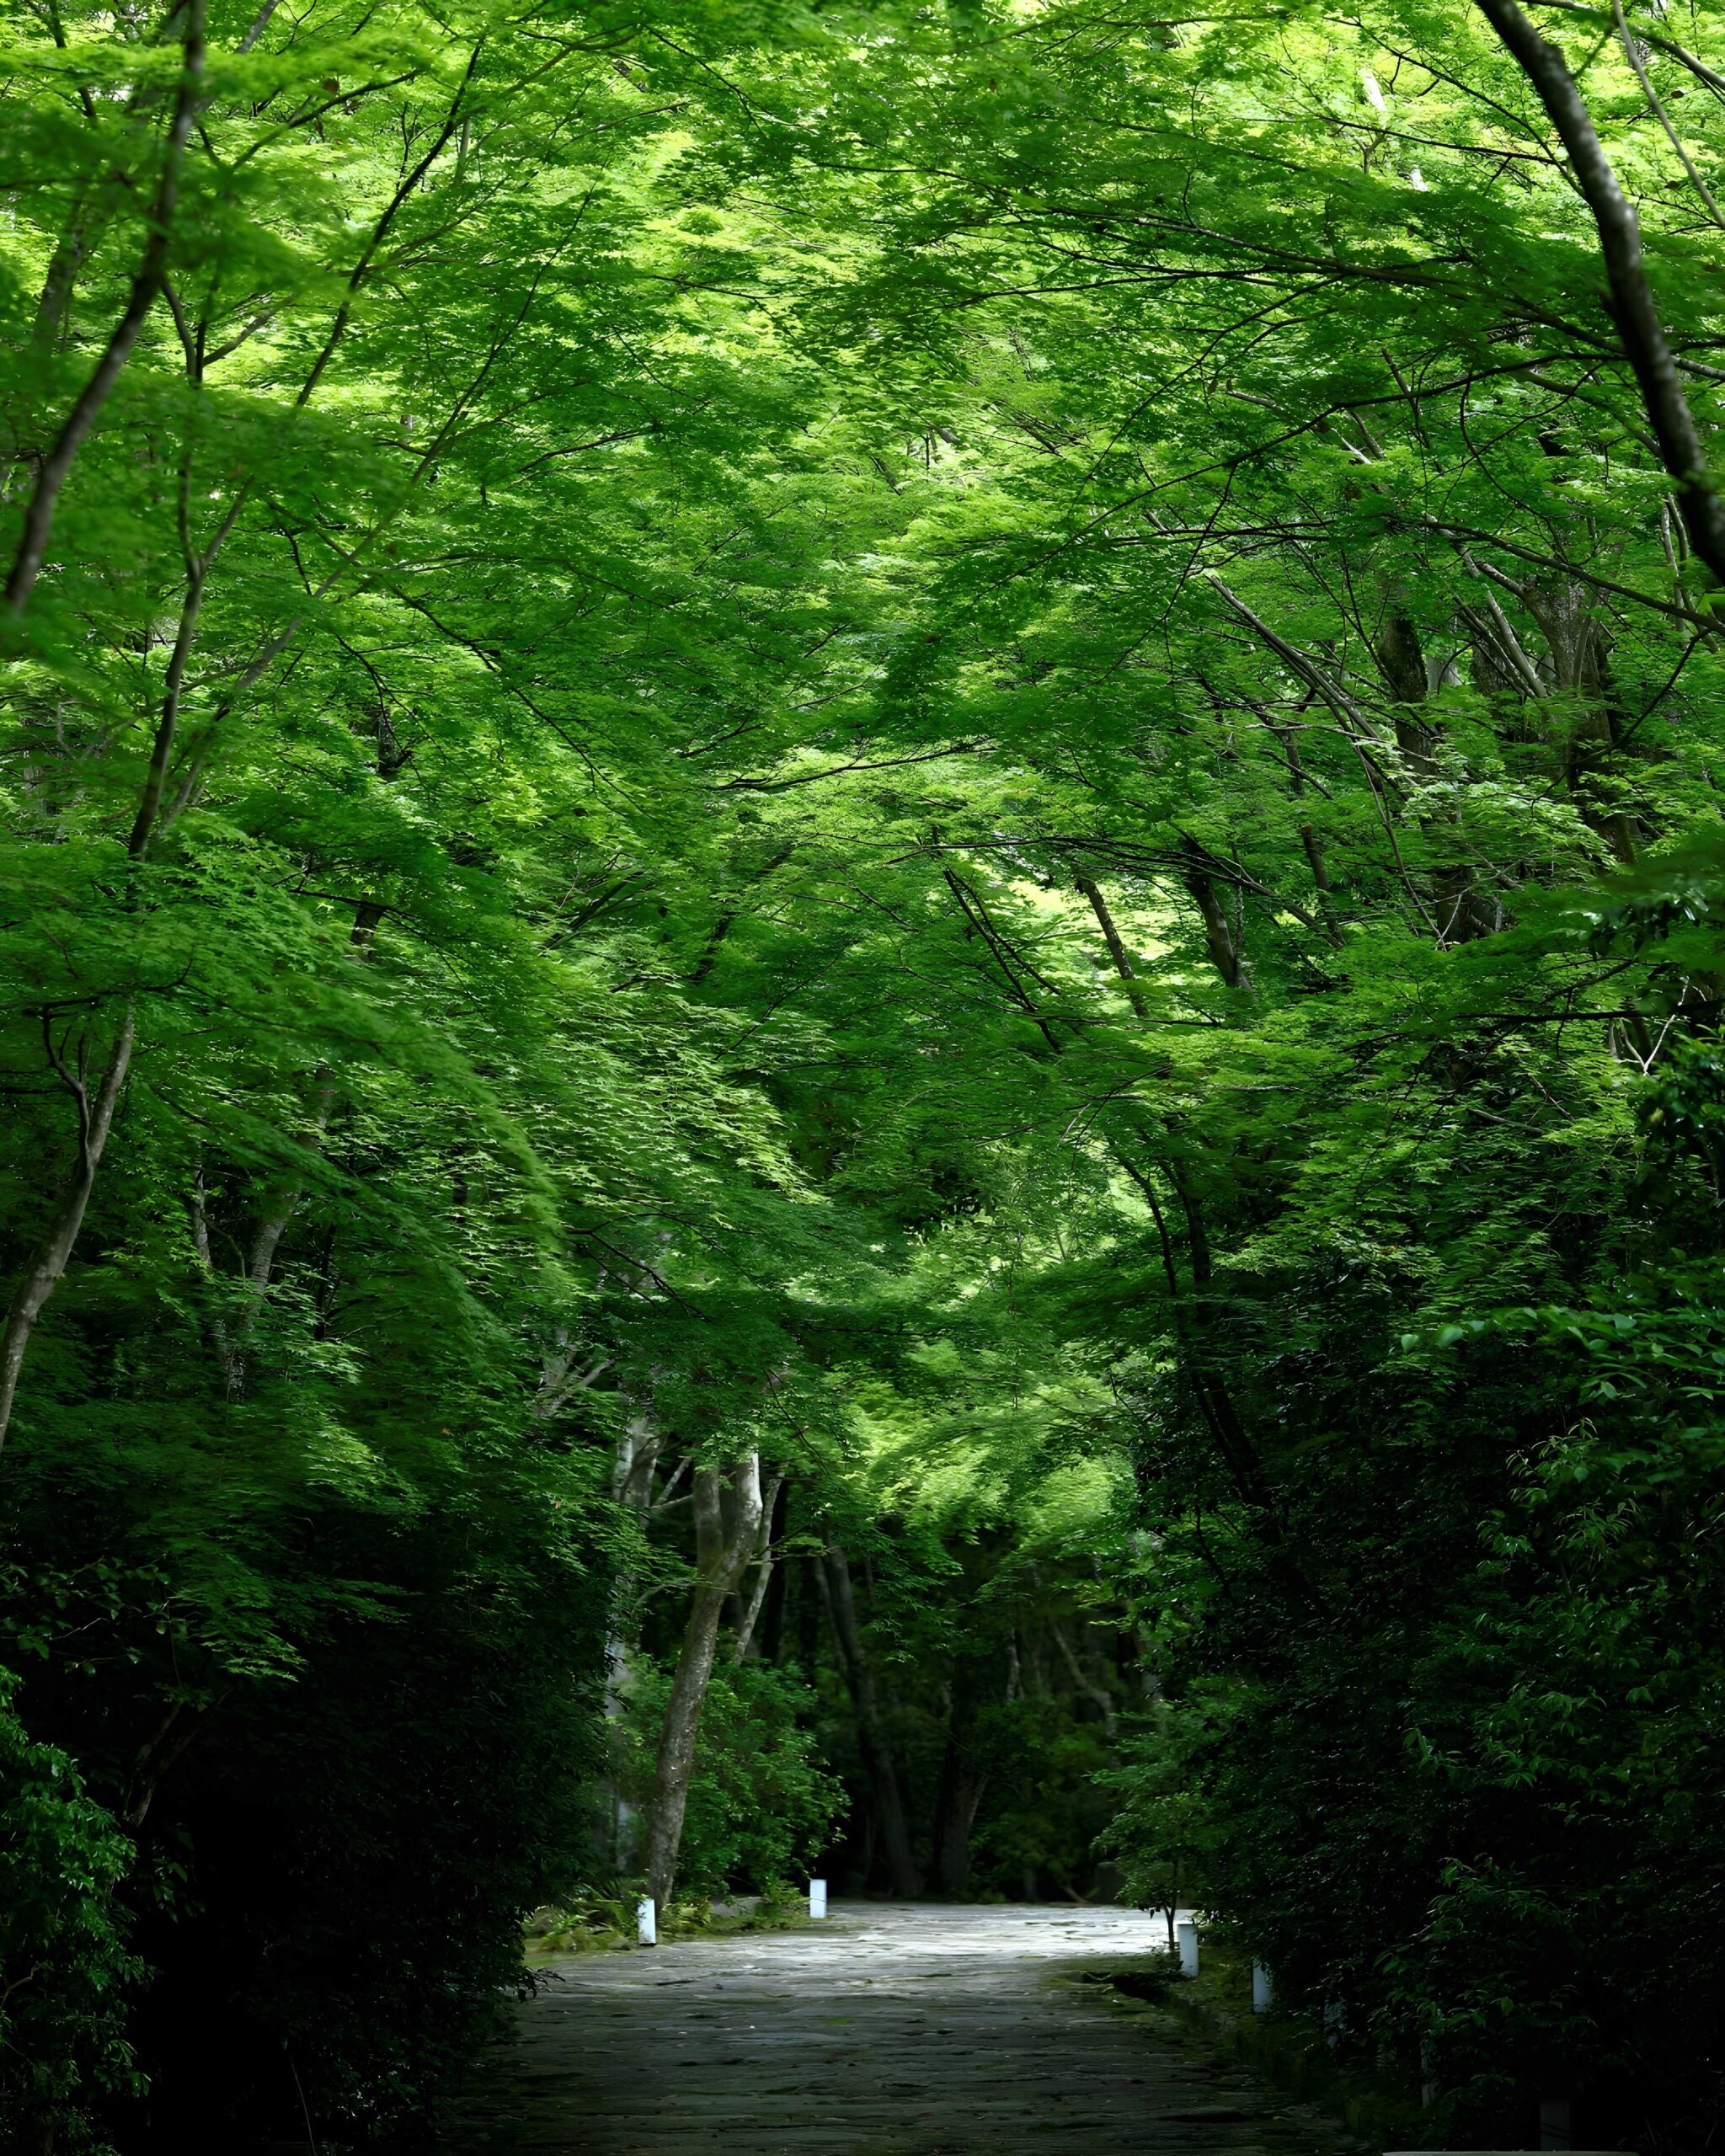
[454, 1903, 1348, 2156]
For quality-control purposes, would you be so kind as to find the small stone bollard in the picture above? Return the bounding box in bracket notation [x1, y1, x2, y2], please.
[1175, 1919, 1199, 1978]
[1252, 1961, 1274, 2012]
[809, 1878, 828, 1919]
[636, 1896, 656, 1947]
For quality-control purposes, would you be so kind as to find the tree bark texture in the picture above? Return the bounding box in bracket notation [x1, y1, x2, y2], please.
[733, 1470, 785, 1661]
[603, 1403, 663, 1870]
[645, 1454, 762, 1913]
[1176, 838, 1252, 992]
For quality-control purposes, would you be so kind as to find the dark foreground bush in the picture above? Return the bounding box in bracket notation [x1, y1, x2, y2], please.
[4, 1464, 608, 2154]
[0, 1673, 140, 2155]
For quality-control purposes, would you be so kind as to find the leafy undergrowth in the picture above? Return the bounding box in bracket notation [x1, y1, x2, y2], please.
[525, 1882, 811, 1956]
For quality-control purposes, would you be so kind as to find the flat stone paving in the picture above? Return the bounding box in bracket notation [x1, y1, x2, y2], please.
[454, 1902, 1347, 2156]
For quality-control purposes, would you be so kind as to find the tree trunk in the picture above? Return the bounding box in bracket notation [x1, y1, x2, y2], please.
[1476, 0, 1725, 585]
[1076, 874, 1151, 1015]
[820, 1539, 921, 1897]
[0, 1003, 136, 1452]
[758, 1488, 793, 1665]
[733, 1471, 785, 1661]
[1052, 1619, 1118, 1738]
[645, 1454, 762, 1913]
[1374, 611, 1499, 945]
[1176, 838, 1252, 992]
[3, 0, 206, 630]
[793, 1550, 821, 1673]
[603, 1403, 663, 1870]
[644, 1573, 730, 1913]
[931, 1655, 989, 1899]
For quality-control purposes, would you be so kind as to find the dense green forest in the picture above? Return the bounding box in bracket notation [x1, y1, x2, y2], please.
[3, 0, 1725, 2147]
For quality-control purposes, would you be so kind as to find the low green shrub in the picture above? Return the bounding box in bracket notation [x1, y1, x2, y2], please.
[0, 1672, 141, 2155]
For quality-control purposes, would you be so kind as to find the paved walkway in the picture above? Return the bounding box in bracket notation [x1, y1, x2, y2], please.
[455, 1903, 1343, 2156]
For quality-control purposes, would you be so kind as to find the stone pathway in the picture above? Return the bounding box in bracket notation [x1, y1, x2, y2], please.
[454, 1903, 1345, 2156]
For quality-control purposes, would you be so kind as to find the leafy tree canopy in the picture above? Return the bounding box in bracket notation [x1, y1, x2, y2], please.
[4, 0, 1725, 2147]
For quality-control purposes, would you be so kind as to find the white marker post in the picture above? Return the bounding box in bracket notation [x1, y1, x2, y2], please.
[1175, 1919, 1199, 1978]
[1252, 1961, 1274, 2013]
[809, 1878, 828, 1919]
[637, 1896, 657, 1946]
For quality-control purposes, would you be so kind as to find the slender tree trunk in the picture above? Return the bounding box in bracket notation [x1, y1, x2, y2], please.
[758, 1481, 793, 1664]
[931, 1653, 989, 1898]
[1176, 837, 1252, 992]
[932, 1750, 986, 1897]
[126, 481, 252, 859]
[1375, 611, 1499, 945]
[34, 211, 90, 353]
[1052, 1620, 1118, 1738]
[603, 1404, 662, 1870]
[1269, 716, 1338, 931]
[820, 1539, 921, 1897]
[3, 0, 206, 631]
[733, 1470, 784, 1661]
[793, 1550, 821, 1672]
[1076, 874, 1151, 1015]
[646, 1454, 762, 1913]
[0, 1004, 136, 1451]
[644, 1573, 729, 1912]
[1476, 0, 1725, 587]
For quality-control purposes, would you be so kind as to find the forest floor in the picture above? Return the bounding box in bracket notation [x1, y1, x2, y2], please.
[450, 1902, 1359, 2155]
